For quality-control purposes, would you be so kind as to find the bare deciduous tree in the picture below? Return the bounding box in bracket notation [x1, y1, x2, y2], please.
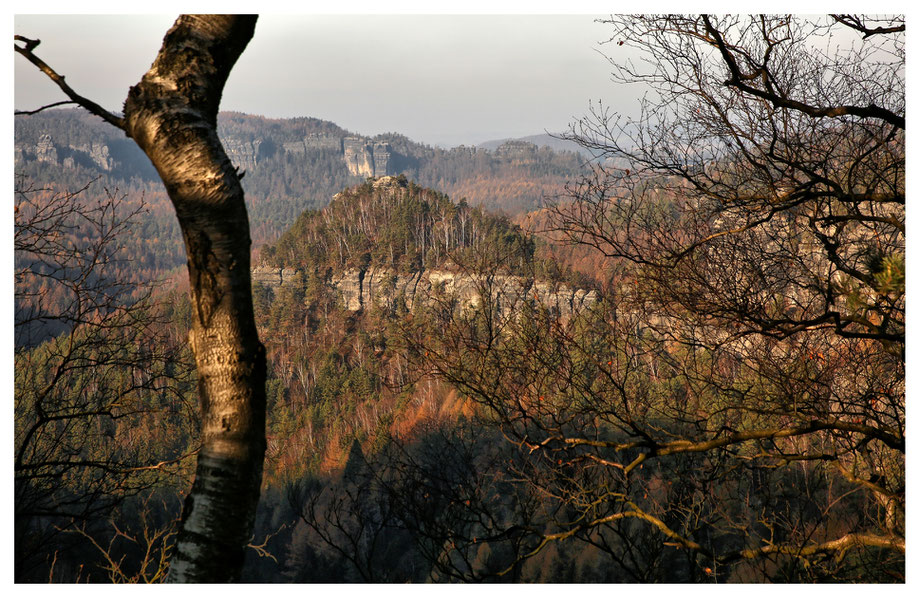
[14, 177, 195, 582]
[410, 14, 904, 582]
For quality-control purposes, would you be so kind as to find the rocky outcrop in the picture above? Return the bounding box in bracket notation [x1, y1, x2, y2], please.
[343, 137, 372, 177]
[371, 144, 391, 177]
[283, 134, 344, 155]
[35, 134, 58, 164]
[222, 133, 390, 176]
[73, 142, 115, 170]
[224, 138, 262, 170]
[17, 127, 395, 179]
[252, 266, 303, 289]
[17, 134, 114, 171]
[495, 140, 538, 159]
[304, 134, 344, 152]
[252, 265, 598, 318]
[343, 137, 392, 177]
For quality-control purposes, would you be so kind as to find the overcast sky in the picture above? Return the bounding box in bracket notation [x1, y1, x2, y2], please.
[13, 13, 635, 148]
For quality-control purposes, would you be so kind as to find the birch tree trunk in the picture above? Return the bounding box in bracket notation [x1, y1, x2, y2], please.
[17, 13, 267, 582]
[121, 15, 265, 583]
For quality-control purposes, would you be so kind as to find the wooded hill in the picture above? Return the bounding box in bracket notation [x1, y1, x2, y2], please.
[260, 175, 582, 280]
[249, 176, 598, 480]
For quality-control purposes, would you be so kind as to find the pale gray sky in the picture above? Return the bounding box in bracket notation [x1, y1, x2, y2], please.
[14, 14, 631, 148]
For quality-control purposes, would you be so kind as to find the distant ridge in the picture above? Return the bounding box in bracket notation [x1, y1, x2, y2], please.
[476, 133, 590, 157]
[15, 109, 588, 276]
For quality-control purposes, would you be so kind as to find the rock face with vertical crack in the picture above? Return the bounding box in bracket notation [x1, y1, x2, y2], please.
[343, 137, 392, 177]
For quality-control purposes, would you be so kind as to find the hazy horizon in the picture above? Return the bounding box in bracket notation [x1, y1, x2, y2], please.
[14, 14, 635, 148]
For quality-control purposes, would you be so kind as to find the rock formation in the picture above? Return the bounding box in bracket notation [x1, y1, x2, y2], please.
[251, 266, 302, 289]
[304, 134, 344, 152]
[17, 134, 114, 171]
[73, 142, 115, 170]
[495, 140, 538, 161]
[34, 134, 58, 164]
[283, 134, 343, 155]
[224, 138, 262, 170]
[252, 265, 598, 319]
[343, 137, 392, 177]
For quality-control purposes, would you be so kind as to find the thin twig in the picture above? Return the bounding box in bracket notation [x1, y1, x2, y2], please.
[15, 100, 78, 116]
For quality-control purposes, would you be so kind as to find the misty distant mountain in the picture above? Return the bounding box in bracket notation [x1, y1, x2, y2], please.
[476, 133, 592, 157]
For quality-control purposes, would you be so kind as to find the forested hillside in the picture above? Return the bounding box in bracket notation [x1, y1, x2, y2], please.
[14, 173, 605, 582]
[19, 158, 902, 582]
[250, 176, 595, 477]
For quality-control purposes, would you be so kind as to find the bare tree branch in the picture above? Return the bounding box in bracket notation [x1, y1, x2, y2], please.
[14, 36, 125, 129]
[830, 14, 905, 38]
[700, 16, 905, 130]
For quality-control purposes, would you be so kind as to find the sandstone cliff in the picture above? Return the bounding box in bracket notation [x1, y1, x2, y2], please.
[343, 137, 392, 177]
[17, 133, 115, 171]
[252, 265, 598, 318]
[15, 128, 392, 179]
[224, 138, 263, 170]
